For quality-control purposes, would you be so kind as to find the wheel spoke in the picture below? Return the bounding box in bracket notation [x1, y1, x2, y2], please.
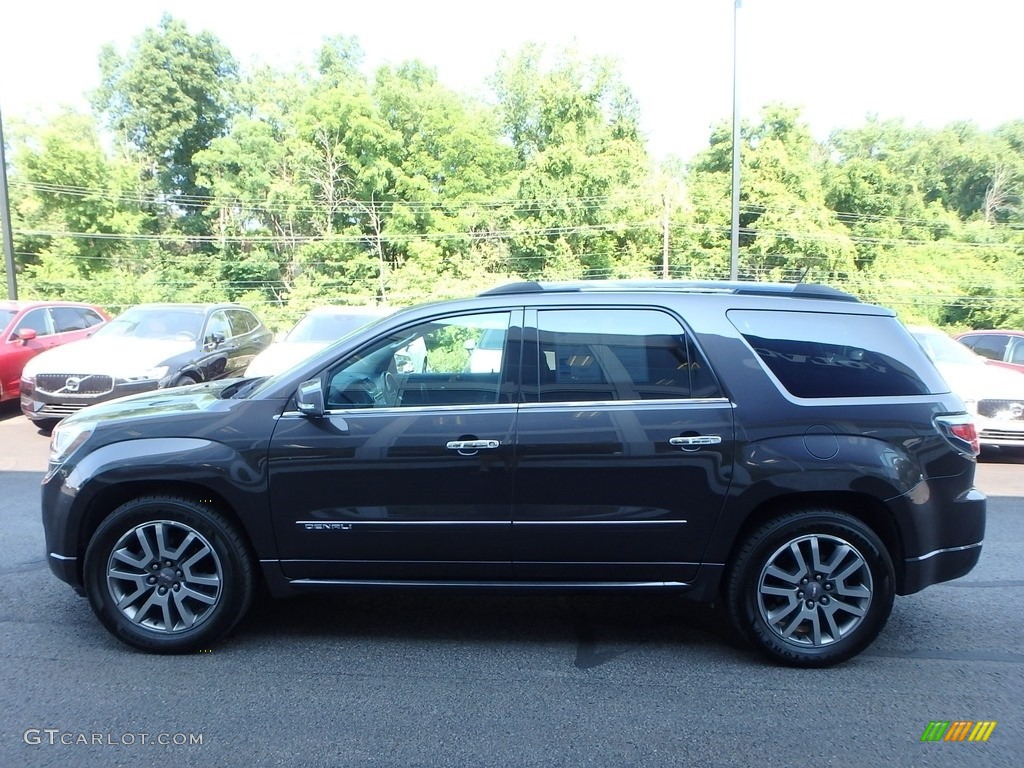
[131, 590, 162, 625]
[172, 591, 198, 628]
[135, 527, 157, 563]
[788, 542, 809, 579]
[179, 585, 218, 606]
[764, 564, 803, 585]
[181, 545, 212, 572]
[115, 582, 150, 609]
[828, 596, 867, 618]
[163, 531, 198, 562]
[112, 547, 151, 570]
[765, 597, 801, 625]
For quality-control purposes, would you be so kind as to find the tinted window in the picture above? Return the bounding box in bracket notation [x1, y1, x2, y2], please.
[50, 307, 88, 333]
[324, 312, 511, 409]
[227, 309, 258, 336]
[1009, 340, 1024, 365]
[206, 311, 232, 341]
[959, 334, 1008, 361]
[730, 310, 943, 398]
[526, 309, 717, 402]
[81, 309, 106, 328]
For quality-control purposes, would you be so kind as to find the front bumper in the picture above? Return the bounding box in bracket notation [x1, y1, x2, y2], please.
[22, 378, 161, 422]
[41, 465, 86, 590]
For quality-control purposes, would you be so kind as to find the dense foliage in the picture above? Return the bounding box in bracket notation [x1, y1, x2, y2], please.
[4, 15, 1023, 331]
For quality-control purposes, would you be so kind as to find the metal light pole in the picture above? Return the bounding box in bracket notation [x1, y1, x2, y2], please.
[0, 108, 17, 299]
[729, 0, 741, 281]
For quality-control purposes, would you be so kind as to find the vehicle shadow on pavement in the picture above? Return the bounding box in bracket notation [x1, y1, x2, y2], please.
[979, 446, 1024, 464]
[0, 400, 22, 422]
[236, 592, 746, 667]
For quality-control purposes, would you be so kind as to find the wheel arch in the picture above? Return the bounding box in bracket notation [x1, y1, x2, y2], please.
[75, 480, 262, 588]
[721, 491, 906, 595]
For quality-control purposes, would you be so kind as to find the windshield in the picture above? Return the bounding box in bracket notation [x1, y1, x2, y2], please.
[912, 330, 985, 366]
[286, 311, 384, 344]
[94, 307, 206, 341]
[0, 309, 16, 330]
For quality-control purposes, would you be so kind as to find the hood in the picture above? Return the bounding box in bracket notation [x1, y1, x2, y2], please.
[23, 337, 194, 378]
[933, 360, 1024, 401]
[62, 379, 233, 426]
[245, 342, 328, 377]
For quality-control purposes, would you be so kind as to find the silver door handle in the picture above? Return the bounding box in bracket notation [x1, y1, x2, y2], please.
[669, 435, 722, 447]
[446, 440, 501, 451]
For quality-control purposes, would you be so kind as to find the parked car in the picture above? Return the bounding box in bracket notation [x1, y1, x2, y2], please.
[956, 329, 1024, 374]
[1, 300, 108, 403]
[41, 281, 984, 667]
[245, 306, 391, 377]
[910, 326, 1024, 449]
[21, 303, 271, 425]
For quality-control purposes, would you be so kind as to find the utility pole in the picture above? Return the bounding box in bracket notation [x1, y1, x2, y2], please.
[0, 108, 17, 299]
[729, 0, 742, 281]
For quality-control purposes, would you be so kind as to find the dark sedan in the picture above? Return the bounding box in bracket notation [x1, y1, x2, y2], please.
[20, 303, 271, 424]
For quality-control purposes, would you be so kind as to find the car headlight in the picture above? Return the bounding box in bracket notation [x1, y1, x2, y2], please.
[49, 420, 95, 465]
[125, 366, 169, 382]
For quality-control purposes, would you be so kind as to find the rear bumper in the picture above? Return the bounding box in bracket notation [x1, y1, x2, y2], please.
[899, 487, 985, 595]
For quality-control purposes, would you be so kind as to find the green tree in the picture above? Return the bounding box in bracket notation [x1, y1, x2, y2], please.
[491, 45, 659, 279]
[687, 105, 855, 281]
[94, 14, 239, 207]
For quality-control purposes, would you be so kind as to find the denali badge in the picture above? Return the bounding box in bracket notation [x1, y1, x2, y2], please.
[300, 522, 352, 531]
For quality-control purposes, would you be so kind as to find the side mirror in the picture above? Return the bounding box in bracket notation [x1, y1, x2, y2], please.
[296, 378, 325, 418]
[205, 332, 226, 348]
[17, 328, 38, 344]
[463, 339, 477, 351]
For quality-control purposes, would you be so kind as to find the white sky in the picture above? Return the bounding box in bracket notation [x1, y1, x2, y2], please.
[1, 0, 1020, 161]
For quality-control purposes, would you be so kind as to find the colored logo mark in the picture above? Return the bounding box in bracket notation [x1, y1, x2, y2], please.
[921, 721, 997, 742]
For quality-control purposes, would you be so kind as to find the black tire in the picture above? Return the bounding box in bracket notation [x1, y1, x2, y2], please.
[725, 509, 894, 668]
[168, 374, 196, 387]
[83, 496, 255, 653]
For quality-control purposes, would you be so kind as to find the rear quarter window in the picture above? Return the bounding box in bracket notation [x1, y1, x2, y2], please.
[728, 310, 946, 398]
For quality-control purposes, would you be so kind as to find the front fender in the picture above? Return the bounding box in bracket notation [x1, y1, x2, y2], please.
[43, 437, 273, 589]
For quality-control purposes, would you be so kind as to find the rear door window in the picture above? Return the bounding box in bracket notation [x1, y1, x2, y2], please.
[729, 310, 945, 398]
[524, 309, 720, 402]
[959, 334, 1009, 361]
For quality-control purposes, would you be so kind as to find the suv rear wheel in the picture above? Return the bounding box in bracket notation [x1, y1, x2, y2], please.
[83, 496, 254, 653]
[725, 509, 895, 667]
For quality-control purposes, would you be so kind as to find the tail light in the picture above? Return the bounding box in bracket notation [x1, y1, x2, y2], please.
[935, 414, 980, 457]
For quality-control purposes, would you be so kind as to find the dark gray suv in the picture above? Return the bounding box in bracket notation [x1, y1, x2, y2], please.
[40, 281, 985, 666]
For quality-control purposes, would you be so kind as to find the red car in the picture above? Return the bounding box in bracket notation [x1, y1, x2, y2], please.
[1, 300, 109, 402]
[956, 330, 1024, 374]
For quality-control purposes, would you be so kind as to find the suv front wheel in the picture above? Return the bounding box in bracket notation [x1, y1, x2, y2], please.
[725, 509, 895, 668]
[83, 496, 255, 653]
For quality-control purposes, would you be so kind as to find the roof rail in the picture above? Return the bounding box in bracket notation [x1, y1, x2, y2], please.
[478, 280, 860, 302]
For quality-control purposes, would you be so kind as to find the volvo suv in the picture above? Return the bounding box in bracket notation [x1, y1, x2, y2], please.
[21, 303, 271, 426]
[39, 281, 986, 666]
